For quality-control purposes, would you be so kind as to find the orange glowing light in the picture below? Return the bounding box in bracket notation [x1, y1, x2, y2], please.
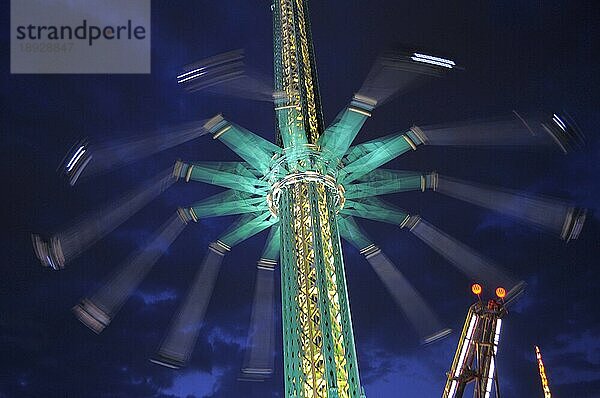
[471, 283, 482, 295]
[496, 287, 506, 299]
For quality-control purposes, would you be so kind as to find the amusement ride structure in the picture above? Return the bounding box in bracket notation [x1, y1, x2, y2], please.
[535, 345, 553, 398]
[32, 1, 586, 397]
[443, 284, 508, 398]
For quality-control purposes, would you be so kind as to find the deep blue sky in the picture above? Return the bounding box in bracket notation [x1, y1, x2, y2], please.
[2, 1, 599, 397]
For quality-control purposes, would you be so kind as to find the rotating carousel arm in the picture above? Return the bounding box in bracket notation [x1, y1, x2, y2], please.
[411, 111, 583, 152]
[205, 115, 280, 175]
[241, 225, 281, 380]
[344, 169, 437, 200]
[178, 190, 268, 222]
[338, 216, 450, 343]
[318, 95, 376, 160]
[33, 167, 176, 269]
[339, 130, 425, 184]
[173, 160, 269, 195]
[72, 211, 189, 333]
[434, 174, 585, 240]
[342, 197, 524, 297]
[152, 213, 277, 369]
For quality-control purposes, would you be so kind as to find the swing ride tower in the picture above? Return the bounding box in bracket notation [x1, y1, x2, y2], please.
[270, 1, 364, 397]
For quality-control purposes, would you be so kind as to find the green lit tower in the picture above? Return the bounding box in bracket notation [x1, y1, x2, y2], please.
[271, 1, 363, 396]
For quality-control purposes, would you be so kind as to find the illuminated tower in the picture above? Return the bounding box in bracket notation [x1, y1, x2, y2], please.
[271, 1, 363, 397]
[443, 285, 510, 398]
[535, 345, 552, 398]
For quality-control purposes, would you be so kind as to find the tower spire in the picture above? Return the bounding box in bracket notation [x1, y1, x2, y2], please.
[535, 345, 552, 398]
[273, 0, 325, 147]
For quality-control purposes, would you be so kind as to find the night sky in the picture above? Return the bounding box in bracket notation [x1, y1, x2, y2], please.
[2, 1, 600, 397]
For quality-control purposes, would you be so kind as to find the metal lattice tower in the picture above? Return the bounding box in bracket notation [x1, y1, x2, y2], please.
[443, 297, 505, 398]
[272, 1, 363, 396]
[535, 346, 552, 398]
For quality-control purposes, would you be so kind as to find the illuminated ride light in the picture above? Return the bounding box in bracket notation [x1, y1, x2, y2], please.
[535, 345, 552, 398]
[177, 70, 206, 84]
[177, 67, 206, 80]
[411, 52, 456, 68]
[542, 112, 585, 154]
[62, 141, 92, 185]
[495, 287, 506, 299]
[31, 235, 65, 270]
[483, 319, 502, 398]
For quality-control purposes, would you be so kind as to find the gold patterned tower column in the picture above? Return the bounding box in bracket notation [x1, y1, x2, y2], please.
[270, 1, 365, 397]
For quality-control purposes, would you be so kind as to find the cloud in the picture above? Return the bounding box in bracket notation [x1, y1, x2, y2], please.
[137, 288, 178, 305]
[160, 369, 222, 398]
